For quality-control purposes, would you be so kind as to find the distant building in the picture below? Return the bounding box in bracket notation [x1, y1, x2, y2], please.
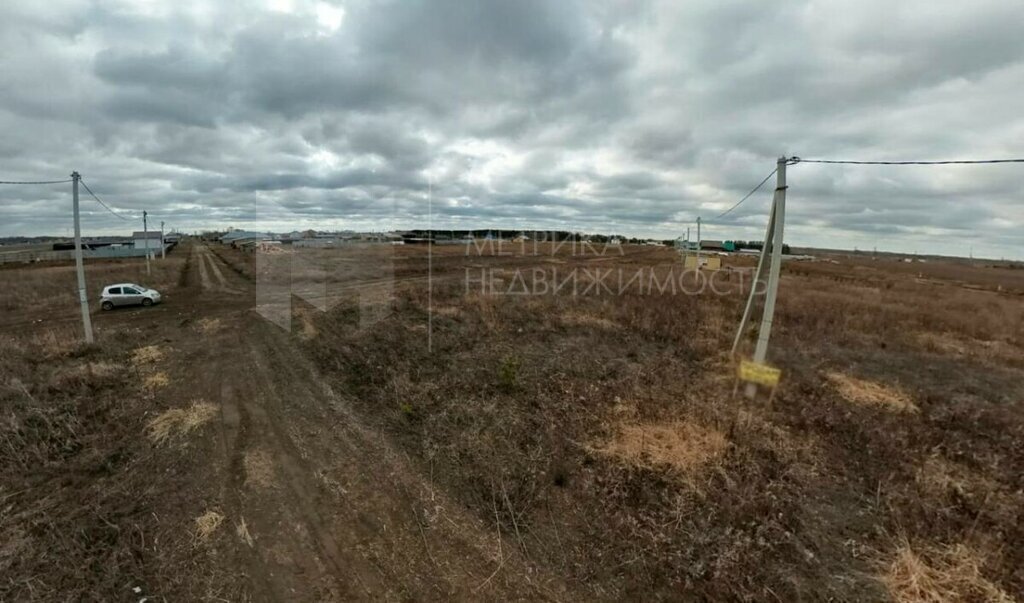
[679, 240, 736, 252]
[220, 231, 270, 245]
[698, 240, 736, 252]
[132, 231, 163, 250]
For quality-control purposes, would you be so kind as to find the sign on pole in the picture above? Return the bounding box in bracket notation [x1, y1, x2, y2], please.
[733, 359, 782, 405]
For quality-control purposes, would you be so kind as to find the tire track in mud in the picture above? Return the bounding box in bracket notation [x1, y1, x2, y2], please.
[204, 252, 226, 288]
[215, 383, 278, 600]
[238, 319, 568, 600]
[196, 245, 212, 290]
[204, 312, 386, 599]
[218, 376, 376, 600]
[193, 245, 243, 296]
[239, 389, 383, 599]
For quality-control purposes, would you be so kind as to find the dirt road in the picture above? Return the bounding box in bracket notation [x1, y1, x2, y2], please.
[149, 244, 566, 600]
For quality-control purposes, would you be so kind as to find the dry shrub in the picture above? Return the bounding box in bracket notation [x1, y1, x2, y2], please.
[30, 330, 81, 360]
[132, 345, 164, 365]
[916, 456, 974, 500]
[194, 510, 225, 543]
[144, 372, 170, 390]
[595, 421, 727, 473]
[51, 362, 123, 390]
[883, 540, 1013, 603]
[243, 449, 276, 488]
[826, 371, 918, 413]
[146, 400, 218, 445]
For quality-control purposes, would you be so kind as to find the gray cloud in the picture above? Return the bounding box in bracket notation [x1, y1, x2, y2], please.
[0, 0, 1022, 259]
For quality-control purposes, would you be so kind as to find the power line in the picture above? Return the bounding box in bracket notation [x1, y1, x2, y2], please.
[79, 178, 131, 221]
[794, 157, 1024, 164]
[712, 168, 778, 221]
[0, 178, 73, 185]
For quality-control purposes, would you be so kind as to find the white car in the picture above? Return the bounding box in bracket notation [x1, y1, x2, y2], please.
[100, 283, 162, 310]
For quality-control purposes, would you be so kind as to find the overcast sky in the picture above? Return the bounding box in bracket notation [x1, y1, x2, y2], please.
[1, 0, 1022, 259]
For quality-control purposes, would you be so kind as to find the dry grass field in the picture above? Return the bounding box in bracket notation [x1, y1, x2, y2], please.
[0, 253, 187, 325]
[1, 239, 1022, 601]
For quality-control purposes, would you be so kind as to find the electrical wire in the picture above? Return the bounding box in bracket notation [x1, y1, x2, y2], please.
[790, 157, 1024, 164]
[711, 167, 778, 221]
[79, 178, 130, 221]
[0, 178, 73, 185]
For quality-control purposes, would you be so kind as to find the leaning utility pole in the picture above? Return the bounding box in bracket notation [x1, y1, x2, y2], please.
[143, 210, 151, 275]
[696, 216, 702, 266]
[752, 159, 786, 362]
[71, 172, 94, 343]
[160, 220, 165, 259]
[732, 157, 788, 397]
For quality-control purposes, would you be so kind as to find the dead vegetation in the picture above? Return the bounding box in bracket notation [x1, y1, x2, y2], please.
[133, 344, 165, 365]
[243, 448, 276, 488]
[143, 371, 170, 390]
[146, 400, 218, 446]
[826, 371, 919, 413]
[0, 252, 187, 322]
[2, 241, 1022, 600]
[0, 243, 247, 601]
[301, 245, 1023, 600]
[594, 421, 728, 473]
[883, 540, 1013, 603]
[194, 509, 225, 544]
[0, 330, 160, 599]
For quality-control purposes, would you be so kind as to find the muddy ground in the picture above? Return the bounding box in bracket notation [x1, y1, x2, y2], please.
[1, 240, 1022, 601]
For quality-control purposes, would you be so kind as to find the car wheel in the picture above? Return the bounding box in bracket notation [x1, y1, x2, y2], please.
[101, 301, 114, 311]
[141, 298, 153, 307]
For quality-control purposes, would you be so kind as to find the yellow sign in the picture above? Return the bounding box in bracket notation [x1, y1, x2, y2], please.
[738, 360, 781, 387]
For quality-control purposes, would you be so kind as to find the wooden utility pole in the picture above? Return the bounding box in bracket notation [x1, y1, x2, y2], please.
[71, 172, 94, 343]
[160, 220, 165, 259]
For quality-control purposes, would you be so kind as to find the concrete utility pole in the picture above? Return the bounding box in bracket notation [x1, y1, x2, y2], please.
[732, 196, 776, 354]
[751, 158, 787, 365]
[160, 220, 165, 259]
[71, 172, 94, 344]
[143, 210, 151, 275]
[696, 216, 702, 266]
[731, 157, 787, 397]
